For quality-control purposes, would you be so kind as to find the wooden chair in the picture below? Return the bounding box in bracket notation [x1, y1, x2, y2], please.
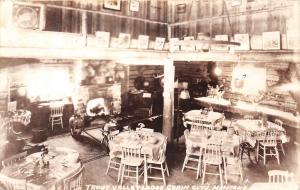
[243, 115, 254, 120]
[274, 119, 286, 156]
[239, 130, 257, 164]
[119, 145, 144, 186]
[146, 137, 169, 186]
[181, 129, 203, 179]
[0, 173, 26, 190]
[189, 117, 213, 135]
[49, 101, 64, 130]
[202, 143, 223, 185]
[257, 129, 280, 165]
[63, 165, 84, 190]
[2, 151, 27, 168]
[106, 130, 122, 181]
[268, 170, 292, 183]
[223, 142, 243, 184]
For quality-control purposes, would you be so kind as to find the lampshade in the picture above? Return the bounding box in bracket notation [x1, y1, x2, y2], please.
[179, 89, 190, 99]
[181, 82, 188, 89]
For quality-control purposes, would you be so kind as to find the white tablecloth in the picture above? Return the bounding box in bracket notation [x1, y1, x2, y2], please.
[234, 119, 288, 146]
[185, 131, 240, 156]
[0, 147, 80, 190]
[110, 131, 166, 160]
[184, 110, 224, 123]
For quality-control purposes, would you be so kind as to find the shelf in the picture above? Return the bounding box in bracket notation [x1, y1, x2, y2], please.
[1, 29, 300, 63]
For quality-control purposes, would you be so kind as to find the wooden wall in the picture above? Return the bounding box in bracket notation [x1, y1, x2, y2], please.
[169, 0, 298, 39]
[128, 65, 163, 89]
[0, 69, 8, 112]
[175, 61, 209, 82]
[42, 0, 168, 40]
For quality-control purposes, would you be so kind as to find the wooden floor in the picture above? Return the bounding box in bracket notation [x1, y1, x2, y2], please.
[26, 128, 299, 188]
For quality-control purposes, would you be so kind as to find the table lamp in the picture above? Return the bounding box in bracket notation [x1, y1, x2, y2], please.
[179, 82, 190, 100]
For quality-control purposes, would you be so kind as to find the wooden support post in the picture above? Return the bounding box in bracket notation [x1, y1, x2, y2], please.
[81, 11, 87, 46]
[167, 25, 172, 41]
[162, 59, 174, 142]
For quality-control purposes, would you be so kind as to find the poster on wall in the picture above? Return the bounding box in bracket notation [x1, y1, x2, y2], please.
[118, 33, 131, 48]
[212, 35, 229, 51]
[169, 38, 180, 52]
[138, 35, 149, 49]
[196, 33, 210, 51]
[250, 35, 262, 50]
[95, 31, 110, 48]
[262, 31, 280, 50]
[181, 36, 195, 51]
[154, 37, 165, 50]
[234, 33, 250, 50]
[231, 0, 241, 6]
[287, 30, 300, 50]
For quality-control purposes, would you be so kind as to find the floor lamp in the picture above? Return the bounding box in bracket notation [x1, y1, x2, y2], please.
[176, 82, 190, 143]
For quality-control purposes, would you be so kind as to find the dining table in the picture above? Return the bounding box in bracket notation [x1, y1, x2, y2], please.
[233, 119, 288, 147]
[185, 130, 240, 157]
[109, 130, 166, 160]
[0, 147, 80, 190]
[109, 130, 166, 185]
[183, 110, 225, 130]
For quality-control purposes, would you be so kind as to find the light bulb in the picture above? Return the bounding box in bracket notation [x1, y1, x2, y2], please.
[215, 67, 222, 76]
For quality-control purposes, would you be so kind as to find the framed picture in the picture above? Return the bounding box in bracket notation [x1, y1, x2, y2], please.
[287, 30, 300, 50]
[129, 0, 140, 12]
[169, 38, 180, 52]
[262, 31, 280, 50]
[250, 35, 262, 50]
[103, 0, 121, 11]
[130, 39, 138, 49]
[212, 35, 229, 51]
[12, 3, 45, 30]
[176, 4, 186, 14]
[234, 33, 250, 50]
[181, 36, 195, 51]
[118, 33, 131, 48]
[231, 0, 241, 6]
[281, 34, 287, 49]
[95, 31, 110, 48]
[154, 37, 165, 50]
[138, 35, 149, 49]
[196, 33, 210, 51]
